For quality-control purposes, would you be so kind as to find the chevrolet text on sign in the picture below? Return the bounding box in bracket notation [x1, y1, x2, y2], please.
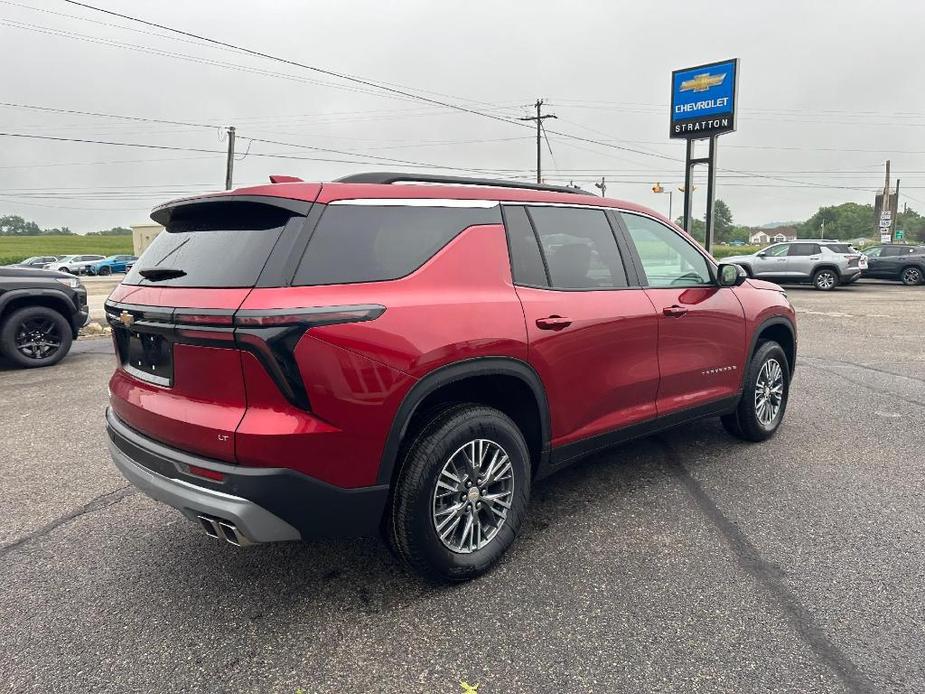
[670, 58, 738, 139]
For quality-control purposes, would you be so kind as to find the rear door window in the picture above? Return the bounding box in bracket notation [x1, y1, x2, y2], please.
[789, 243, 820, 256]
[526, 206, 627, 289]
[293, 203, 501, 286]
[124, 201, 295, 287]
[502, 205, 549, 287]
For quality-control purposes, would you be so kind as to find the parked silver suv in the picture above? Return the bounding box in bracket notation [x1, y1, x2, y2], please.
[724, 240, 865, 290]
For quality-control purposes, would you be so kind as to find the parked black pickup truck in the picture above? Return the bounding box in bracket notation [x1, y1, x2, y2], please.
[0, 267, 88, 367]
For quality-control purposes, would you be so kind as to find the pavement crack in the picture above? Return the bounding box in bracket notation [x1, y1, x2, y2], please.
[800, 361, 925, 409]
[657, 437, 876, 694]
[0, 485, 136, 559]
[800, 355, 925, 386]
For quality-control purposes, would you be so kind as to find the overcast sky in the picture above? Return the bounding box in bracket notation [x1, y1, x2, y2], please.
[2, 0, 925, 232]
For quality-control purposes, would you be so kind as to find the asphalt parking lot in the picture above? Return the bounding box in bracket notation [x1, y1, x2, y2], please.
[1, 280, 923, 693]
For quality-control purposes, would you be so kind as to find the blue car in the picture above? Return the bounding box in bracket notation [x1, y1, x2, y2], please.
[88, 255, 137, 276]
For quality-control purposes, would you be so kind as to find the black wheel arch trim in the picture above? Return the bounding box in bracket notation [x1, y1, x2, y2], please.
[749, 315, 797, 375]
[0, 288, 79, 327]
[376, 357, 551, 486]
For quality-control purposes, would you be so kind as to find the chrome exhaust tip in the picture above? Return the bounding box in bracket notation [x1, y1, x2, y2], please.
[217, 520, 253, 547]
[197, 514, 220, 538]
[196, 514, 253, 547]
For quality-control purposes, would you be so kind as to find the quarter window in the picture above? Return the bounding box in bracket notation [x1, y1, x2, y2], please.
[526, 206, 627, 289]
[789, 243, 820, 256]
[620, 213, 712, 287]
[293, 204, 501, 286]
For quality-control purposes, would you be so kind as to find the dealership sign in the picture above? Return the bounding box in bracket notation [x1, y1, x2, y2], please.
[670, 59, 738, 139]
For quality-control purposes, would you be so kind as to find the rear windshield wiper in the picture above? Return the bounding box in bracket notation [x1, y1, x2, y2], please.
[138, 268, 187, 281]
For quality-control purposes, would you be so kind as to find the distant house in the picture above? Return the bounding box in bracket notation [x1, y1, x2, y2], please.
[748, 229, 797, 245]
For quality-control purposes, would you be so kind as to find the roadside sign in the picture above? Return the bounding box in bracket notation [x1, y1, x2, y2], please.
[881, 233, 891, 243]
[670, 59, 738, 139]
[896, 229, 905, 240]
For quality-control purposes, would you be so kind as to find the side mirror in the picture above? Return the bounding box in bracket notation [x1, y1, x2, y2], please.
[756, 251, 767, 257]
[717, 263, 747, 287]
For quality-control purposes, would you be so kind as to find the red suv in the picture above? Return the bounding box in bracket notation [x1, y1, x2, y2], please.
[105, 172, 796, 581]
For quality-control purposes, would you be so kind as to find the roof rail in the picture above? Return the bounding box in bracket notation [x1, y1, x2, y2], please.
[334, 171, 589, 195]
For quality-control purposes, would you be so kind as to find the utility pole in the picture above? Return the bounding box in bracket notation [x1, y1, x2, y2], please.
[876, 160, 897, 242]
[893, 178, 901, 242]
[594, 177, 607, 198]
[519, 99, 556, 183]
[224, 126, 236, 190]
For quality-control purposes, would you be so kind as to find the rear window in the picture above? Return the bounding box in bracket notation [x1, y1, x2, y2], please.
[292, 203, 501, 286]
[124, 202, 294, 287]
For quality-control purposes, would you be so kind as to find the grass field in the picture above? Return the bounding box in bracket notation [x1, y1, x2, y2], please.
[712, 244, 760, 258]
[0, 235, 133, 266]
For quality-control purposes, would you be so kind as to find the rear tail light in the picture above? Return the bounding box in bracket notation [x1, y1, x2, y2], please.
[174, 311, 235, 327]
[233, 305, 385, 328]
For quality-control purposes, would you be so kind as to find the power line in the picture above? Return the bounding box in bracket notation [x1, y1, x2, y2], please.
[53, 2, 686, 165]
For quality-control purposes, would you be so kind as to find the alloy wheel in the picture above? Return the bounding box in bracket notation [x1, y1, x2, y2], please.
[902, 268, 922, 285]
[432, 439, 514, 554]
[14, 317, 62, 360]
[815, 271, 835, 290]
[754, 358, 784, 427]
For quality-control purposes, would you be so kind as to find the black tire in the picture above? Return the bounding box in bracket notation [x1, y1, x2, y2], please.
[0, 306, 73, 368]
[900, 266, 923, 286]
[387, 404, 531, 582]
[721, 341, 790, 442]
[98, 266, 112, 276]
[812, 268, 839, 290]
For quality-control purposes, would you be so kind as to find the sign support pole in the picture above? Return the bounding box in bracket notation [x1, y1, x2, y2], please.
[683, 139, 694, 233]
[704, 135, 718, 253]
[682, 137, 718, 252]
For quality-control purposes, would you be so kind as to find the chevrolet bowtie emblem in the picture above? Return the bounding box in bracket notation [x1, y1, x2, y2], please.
[680, 72, 726, 93]
[119, 310, 135, 327]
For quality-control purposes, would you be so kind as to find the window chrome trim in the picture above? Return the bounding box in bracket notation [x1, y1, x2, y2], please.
[329, 198, 499, 208]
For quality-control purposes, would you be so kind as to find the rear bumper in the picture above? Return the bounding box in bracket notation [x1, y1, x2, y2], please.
[840, 268, 862, 282]
[106, 408, 389, 542]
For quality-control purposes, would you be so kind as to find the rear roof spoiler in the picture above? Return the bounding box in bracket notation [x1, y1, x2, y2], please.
[150, 194, 313, 226]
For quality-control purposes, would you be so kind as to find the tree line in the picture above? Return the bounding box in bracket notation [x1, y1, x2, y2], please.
[0, 214, 131, 237]
[679, 201, 925, 244]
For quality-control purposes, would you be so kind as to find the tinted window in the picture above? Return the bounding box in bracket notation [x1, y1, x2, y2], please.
[882, 246, 904, 256]
[526, 206, 626, 289]
[864, 247, 882, 258]
[621, 213, 712, 287]
[789, 243, 820, 256]
[502, 205, 548, 287]
[124, 201, 294, 287]
[293, 204, 501, 286]
[824, 244, 852, 253]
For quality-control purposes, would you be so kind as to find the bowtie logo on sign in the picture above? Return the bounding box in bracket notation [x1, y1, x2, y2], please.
[680, 71, 726, 93]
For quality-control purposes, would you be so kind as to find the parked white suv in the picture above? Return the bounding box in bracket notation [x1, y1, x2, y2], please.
[45, 254, 106, 275]
[724, 240, 865, 290]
